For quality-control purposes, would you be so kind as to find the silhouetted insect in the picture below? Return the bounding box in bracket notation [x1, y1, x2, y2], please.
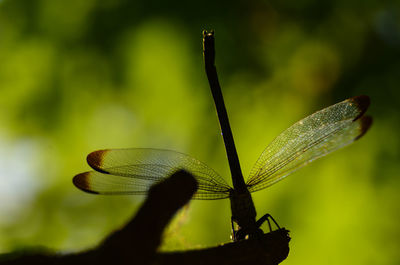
[73, 31, 372, 241]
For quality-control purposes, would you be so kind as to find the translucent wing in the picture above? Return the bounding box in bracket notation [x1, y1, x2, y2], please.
[246, 95, 372, 192]
[73, 148, 231, 200]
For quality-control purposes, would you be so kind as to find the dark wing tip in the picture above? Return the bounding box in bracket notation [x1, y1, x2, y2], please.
[355, 115, 373, 141]
[73, 172, 99, 194]
[87, 150, 109, 173]
[349, 95, 370, 120]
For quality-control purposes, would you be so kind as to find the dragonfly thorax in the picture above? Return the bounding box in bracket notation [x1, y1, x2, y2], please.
[229, 188, 257, 230]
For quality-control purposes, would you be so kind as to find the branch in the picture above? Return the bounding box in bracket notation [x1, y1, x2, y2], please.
[156, 228, 290, 265]
[0, 170, 290, 265]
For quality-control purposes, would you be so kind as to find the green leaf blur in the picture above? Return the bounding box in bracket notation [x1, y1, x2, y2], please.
[0, 0, 399, 264]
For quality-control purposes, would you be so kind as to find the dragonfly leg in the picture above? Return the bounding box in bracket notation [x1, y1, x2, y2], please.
[266, 218, 272, 231]
[231, 217, 237, 241]
[256, 213, 281, 232]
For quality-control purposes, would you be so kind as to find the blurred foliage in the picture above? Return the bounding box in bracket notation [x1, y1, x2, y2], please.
[0, 0, 399, 264]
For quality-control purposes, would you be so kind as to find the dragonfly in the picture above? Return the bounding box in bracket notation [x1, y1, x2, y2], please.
[73, 31, 372, 241]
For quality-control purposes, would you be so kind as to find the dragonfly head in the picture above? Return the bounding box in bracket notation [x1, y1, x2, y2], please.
[234, 226, 264, 241]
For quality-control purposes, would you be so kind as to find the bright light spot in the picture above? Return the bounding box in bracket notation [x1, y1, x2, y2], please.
[0, 136, 42, 224]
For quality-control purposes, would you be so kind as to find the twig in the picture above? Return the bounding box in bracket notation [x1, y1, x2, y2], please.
[0, 171, 290, 265]
[155, 228, 290, 265]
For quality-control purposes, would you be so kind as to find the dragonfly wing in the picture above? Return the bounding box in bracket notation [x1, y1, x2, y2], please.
[246, 95, 372, 192]
[73, 148, 231, 200]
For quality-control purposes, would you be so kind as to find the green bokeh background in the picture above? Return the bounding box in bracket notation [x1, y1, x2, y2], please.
[0, 0, 399, 264]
